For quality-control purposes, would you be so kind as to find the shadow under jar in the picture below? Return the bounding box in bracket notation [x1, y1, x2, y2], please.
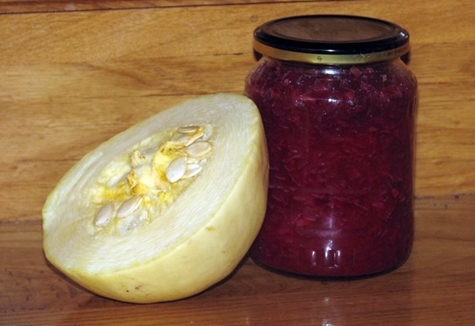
[246, 15, 418, 277]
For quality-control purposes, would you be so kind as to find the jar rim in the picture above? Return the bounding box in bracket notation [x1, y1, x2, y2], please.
[253, 15, 410, 64]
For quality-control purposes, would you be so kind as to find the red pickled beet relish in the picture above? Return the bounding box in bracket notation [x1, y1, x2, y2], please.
[246, 59, 418, 276]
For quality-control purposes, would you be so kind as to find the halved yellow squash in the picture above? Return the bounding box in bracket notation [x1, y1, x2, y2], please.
[42, 93, 268, 303]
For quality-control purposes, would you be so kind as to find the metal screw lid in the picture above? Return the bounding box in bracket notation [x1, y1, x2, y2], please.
[253, 15, 410, 64]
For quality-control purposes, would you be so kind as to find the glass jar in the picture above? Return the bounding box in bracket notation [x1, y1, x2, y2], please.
[246, 15, 418, 277]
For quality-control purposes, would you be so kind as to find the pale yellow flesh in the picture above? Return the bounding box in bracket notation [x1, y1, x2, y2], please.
[42, 93, 268, 303]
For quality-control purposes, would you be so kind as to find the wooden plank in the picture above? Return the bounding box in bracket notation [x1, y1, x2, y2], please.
[1, 195, 474, 325]
[1, 40, 475, 220]
[0, 0, 474, 65]
[1, 0, 475, 221]
[0, 0, 316, 14]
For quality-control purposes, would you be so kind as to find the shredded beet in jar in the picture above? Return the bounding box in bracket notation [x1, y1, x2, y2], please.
[246, 15, 418, 277]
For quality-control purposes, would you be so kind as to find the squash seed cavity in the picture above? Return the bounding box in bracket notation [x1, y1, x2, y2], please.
[91, 125, 214, 233]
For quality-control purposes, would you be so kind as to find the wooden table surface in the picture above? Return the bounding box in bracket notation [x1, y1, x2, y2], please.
[1, 0, 475, 325]
[2, 195, 475, 325]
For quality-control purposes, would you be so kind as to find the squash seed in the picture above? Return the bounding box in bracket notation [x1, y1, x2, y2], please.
[166, 156, 187, 183]
[177, 126, 199, 134]
[94, 202, 115, 227]
[172, 133, 189, 143]
[185, 130, 205, 146]
[182, 163, 203, 179]
[116, 196, 143, 219]
[186, 141, 212, 158]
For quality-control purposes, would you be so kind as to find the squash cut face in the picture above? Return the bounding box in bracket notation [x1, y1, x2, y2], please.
[42, 93, 269, 303]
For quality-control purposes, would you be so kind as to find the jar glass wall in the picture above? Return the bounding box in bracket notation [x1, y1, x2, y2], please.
[246, 16, 418, 277]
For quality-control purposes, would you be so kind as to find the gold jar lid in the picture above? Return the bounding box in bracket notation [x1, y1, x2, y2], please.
[253, 15, 410, 64]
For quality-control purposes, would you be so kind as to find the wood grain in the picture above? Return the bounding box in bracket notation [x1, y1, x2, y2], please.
[0, 0, 317, 14]
[2, 0, 475, 220]
[1, 1, 475, 322]
[1, 195, 474, 325]
[1, 1, 474, 65]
